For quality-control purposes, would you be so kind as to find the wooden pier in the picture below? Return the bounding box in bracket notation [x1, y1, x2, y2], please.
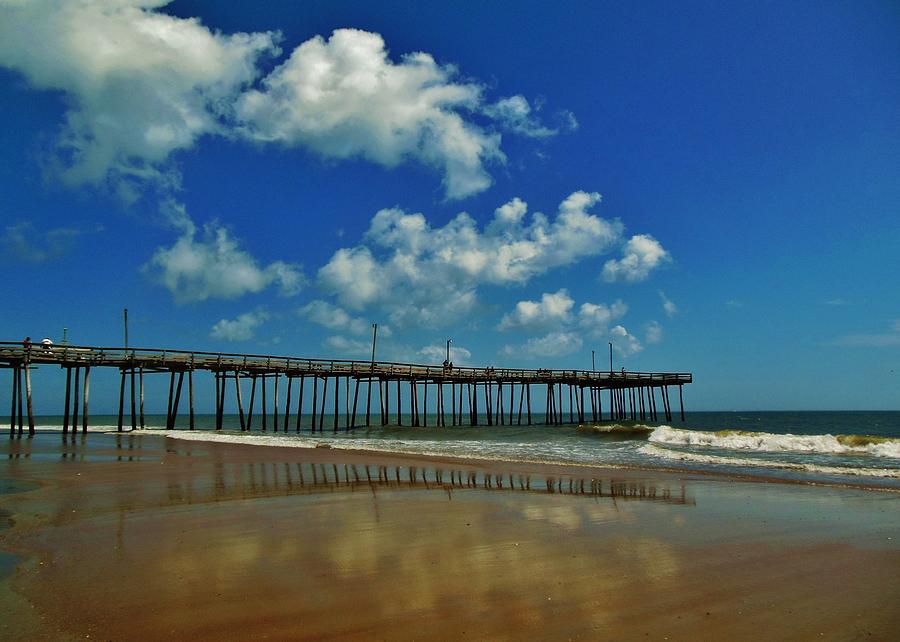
[1, 342, 691, 435]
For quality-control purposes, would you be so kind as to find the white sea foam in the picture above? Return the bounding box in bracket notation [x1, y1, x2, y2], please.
[638, 444, 900, 478]
[648, 426, 900, 459]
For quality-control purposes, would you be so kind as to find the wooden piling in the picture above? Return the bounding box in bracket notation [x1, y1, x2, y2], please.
[273, 374, 280, 432]
[116, 368, 125, 432]
[17, 366, 23, 437]
[172, 371, 184, 429]
[71, 367, 80, 433]
[261, 372, 267, 431]
[310, 376, 318, 432]
[283, 375, 292, 432]
[81, 366, 90, 432]
[334, 376, 340, 432]
[679, 384, 685, 422]
[188, 370, 195, 430]
[319, 376, 328, 431]
[24, 361, 34, 436]
[235, 371, 246, 430]
[296, 375, 305, 432]
[139, 367, 145, 429]
[130, 365, 136, 432]
[9, 366, 17, 437]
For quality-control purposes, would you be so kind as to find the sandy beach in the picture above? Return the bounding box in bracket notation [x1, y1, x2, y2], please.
[1, 432, 898, 641]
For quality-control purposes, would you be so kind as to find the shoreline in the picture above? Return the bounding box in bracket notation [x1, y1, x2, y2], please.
[2, 432, 899, 640]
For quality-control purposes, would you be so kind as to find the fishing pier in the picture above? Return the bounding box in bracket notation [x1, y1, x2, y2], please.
[2, 342, 691, 436]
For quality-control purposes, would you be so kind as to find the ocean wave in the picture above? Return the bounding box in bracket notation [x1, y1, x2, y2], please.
[577, 423, 654, 435]
[637, 444, 900, 478]
[648, 426, 900, 459]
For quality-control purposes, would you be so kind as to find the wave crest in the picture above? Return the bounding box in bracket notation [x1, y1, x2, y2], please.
[648, 426, 900, 458]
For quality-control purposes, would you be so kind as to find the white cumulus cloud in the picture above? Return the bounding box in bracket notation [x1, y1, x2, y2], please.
[502, 331, 584, 359]
[318, 191, 622, 327]
[210, 309, 270, 341]
[499, 289, 574, 331]
[645, 320, 663, 344]
[417, 344, 473, 365]
[0, 0, 278, 197]
[659, 290, 678, 317]
[299, 300, 370, 335]
[578, 300, 628, 336]
[146, 222, 303, 303]
[609, 325, 643, 356]
[602, 234, 671, 283]
[237, 28, 502, 200]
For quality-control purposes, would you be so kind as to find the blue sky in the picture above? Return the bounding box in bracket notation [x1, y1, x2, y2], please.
[1, 0, 898, 411]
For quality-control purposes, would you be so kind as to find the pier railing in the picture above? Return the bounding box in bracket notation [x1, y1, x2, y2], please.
[2, 341, 691, 435]
[0, 342, 691, 386]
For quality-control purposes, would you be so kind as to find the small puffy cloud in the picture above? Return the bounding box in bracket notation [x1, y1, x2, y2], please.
[659, 290, 677, 317]
[483, 95, 556, 138]
[609, 325, 643, 356]
[417, 344, 473, 365]
[299, 300, 369, 335]
[578, 299, 628, 336]
[210, 309, 270, 341]
[146, 222, 304, 303]
[324, 335, 373, 357]
[499, 289, 574, 331]
[236, 28, 502, 199]
[645, 321, 663, 344]
[318, 191, 622, 327]
[2, 221, 86, 263]
[602, 234, 671, 283]
[502, 331, 583, 359]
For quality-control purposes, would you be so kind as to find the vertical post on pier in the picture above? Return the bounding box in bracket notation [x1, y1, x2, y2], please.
[247, 374, 256, 430]
[517, 382, 525, 425]
[351, 378, 360, 429]
[9, 366, 17, 437]
[63, 367, 72, 433]
[382, 379, 389, 426]
[283, 375, 292, 432]
[437, 382, 443, 427]
[116, 368, 125, 432]
[296, 375, 305, 432]
[396, 379, 402, 426]
[71, 367, 80, 434]
[81, 366, 90, 433]
[526, 383, 532, 425]
[579, 385, 585, 424]
[450, 381, 456, 426]
[235, 371, 246, 431]
[21, 362, 34, 436]
[496, 381, 503, 426]
[334, 376, 340, 432]
[557, 383, 563, 426]
[130, 364, 136, 432]
[410, 380, 417, 426]
[569, 385, 574, 424]
[310, 376, 318, 431]
[172, 371, 184, 429]
[345, 376, 350, 430]
[17, 366, 23, 437]
[319, 376, 328, 431]
[679, 384, 685, 422]
[485, 382, 492, 427]
[365, 375, 372, 428]
[273, 374, 280, 432]
[139, 367, 145, 430]
[188, 370, 195, 430]
[471, 381, 478, 426]
[218, 371, 227, 430]
[261, 373, 268, 431]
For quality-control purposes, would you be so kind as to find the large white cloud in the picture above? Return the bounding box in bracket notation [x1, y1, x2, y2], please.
[318, 191, 623, 327]
[236, 29, 502, 200]
[0, 0, 278, 197]
[146, 222, 303, 303]
[602, 234, 671, 283]
[578, 300, 628, 336]
[0, 3, 547, 200]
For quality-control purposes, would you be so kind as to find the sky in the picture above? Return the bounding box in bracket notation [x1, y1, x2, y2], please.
[1, 0, 898, 411]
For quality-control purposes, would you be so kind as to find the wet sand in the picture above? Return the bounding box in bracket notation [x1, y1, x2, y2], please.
[1, 432, 898, 641]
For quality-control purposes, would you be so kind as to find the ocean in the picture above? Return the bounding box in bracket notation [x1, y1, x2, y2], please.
[13, 411, 900, 489]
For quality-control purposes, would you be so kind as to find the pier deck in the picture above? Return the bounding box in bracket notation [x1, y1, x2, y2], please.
[2, 342, 692, 435]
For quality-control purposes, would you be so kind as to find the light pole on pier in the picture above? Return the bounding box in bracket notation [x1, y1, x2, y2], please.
[446, 338, 452, 364]
[124, 308, 129, 349]
[592, 349, 595, 371]
[370, 323, 378, 365]
[608, 342, 613, 374]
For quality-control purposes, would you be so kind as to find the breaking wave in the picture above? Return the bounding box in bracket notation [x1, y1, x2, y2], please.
[648, 426, 900, 459]
[638, 444, 900, 478]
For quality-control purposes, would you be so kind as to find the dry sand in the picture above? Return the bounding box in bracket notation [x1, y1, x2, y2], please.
[1, 432, 898, 641]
